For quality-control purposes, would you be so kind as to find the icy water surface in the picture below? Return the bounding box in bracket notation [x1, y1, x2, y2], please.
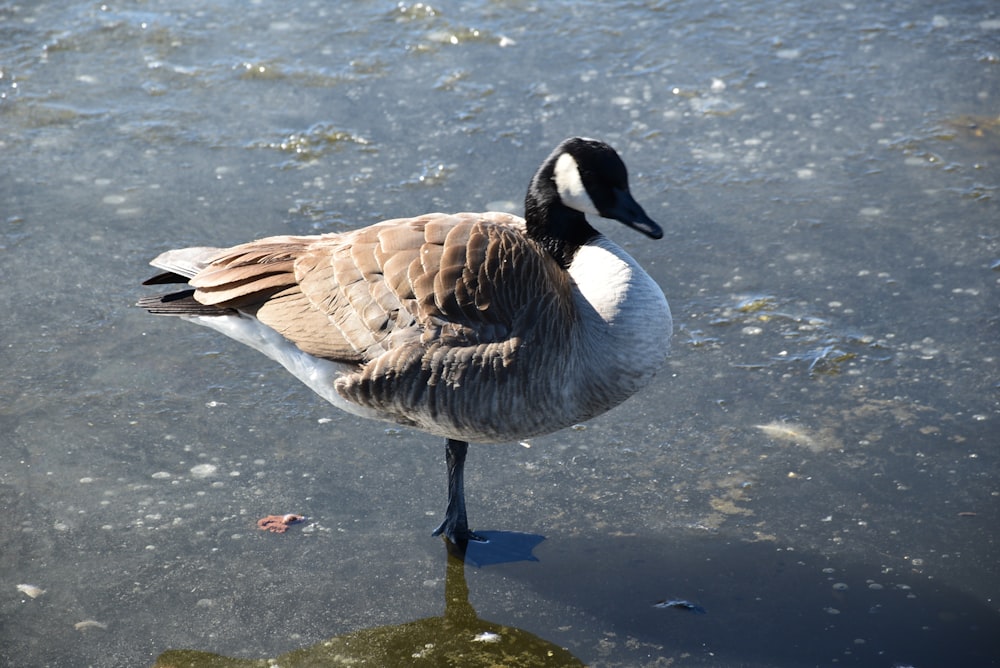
[2, 0, 999, 666]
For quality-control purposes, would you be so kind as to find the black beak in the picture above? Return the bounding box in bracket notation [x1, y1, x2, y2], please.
[601, 188, 663, 239]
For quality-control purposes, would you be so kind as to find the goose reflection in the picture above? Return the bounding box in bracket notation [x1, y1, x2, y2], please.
[153, 534, 581, 667]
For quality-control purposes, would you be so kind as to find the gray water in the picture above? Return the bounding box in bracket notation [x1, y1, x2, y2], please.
[2, 1, 999, 666]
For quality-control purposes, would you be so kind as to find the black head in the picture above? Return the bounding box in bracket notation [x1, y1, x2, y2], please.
[525, 137, 662, 266]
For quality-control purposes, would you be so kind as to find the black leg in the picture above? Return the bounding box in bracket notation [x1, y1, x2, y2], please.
[432, 438, 486, 544]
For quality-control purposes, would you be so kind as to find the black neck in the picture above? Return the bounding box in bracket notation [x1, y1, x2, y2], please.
[524, 170, 599, 269]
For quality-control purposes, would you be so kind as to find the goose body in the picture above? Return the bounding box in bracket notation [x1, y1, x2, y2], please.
[140, 137, 672, 544]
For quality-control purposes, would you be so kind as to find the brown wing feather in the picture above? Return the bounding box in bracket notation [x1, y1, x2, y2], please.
[177, 213, 570, 375]
[337, 216, 577, 434]
[188, 236, 309, 306]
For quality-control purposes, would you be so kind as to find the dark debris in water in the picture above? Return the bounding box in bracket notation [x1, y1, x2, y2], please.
[938, 114, 1000, 147]
[886, 114, 1000, 192]
[653, 599, 708, 614]
[685, 293, 890, 378]
[735, 294, 778, 313]
[248, 124, 372, 167]
[781, 345, 858, 376]
[681, 326, 722, 348]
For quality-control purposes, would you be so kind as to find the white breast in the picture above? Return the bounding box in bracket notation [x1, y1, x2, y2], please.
[566, 236, 673, 408]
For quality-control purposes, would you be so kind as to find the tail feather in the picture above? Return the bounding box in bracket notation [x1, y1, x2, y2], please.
[142, 271, 189, 286]
[148, 247, 222, 279]
[139, 246, 236, 316]
[137, 290, 236, 317]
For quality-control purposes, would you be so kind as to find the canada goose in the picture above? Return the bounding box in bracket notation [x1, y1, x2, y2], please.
[138, 137, 672, 544]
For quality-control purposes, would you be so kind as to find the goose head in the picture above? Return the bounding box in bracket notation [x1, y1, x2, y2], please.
[525, 137, 662, 266]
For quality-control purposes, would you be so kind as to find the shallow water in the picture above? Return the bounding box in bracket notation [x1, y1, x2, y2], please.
[2, 0, 999, 666]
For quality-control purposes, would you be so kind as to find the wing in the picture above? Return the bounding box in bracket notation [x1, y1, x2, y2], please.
[182, 212, 572, 365]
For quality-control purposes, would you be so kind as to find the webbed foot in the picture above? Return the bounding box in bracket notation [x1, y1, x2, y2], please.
[432, 517, 488, 544]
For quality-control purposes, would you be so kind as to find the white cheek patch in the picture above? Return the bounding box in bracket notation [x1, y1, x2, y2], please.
[554, 152, 600, 215]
